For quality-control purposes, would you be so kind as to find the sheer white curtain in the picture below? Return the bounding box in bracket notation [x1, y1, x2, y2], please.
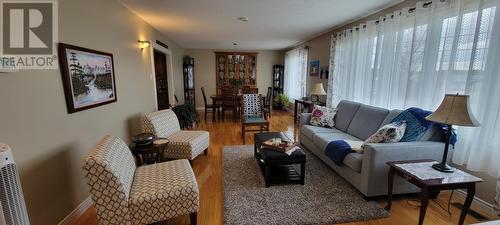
[284, 47, 308, 101]
[327, 0, 500, 175]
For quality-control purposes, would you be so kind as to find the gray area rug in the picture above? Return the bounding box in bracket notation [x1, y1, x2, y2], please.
[223, 145, 388, 225]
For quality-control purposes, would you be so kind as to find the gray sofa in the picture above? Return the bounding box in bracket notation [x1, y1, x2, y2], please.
[299, 100, 446, 197]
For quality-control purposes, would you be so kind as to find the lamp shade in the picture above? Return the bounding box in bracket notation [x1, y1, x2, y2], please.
[311, 83, 327, 96]
[425, 94, 481, 127]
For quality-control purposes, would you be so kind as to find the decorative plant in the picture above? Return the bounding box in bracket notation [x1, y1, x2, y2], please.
[172, 103, 199, 129]
[274, 93, 290, 109]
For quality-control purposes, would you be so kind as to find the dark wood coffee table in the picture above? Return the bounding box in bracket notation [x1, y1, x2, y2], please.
[254, 132, 306, 187]
[385, 159, 483, 225]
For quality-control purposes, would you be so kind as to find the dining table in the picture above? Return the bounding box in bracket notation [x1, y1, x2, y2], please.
[210, 94, 267, 120]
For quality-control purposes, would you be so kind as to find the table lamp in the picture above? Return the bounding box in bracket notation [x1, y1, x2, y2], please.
[310, 83, 326, 103]
[425, 94, 481, 173]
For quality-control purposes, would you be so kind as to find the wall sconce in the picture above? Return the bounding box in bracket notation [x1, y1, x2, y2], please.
[138, 40, 151, 49]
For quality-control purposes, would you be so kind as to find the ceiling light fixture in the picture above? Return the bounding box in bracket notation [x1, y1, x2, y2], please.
[237, 16, 249, 22]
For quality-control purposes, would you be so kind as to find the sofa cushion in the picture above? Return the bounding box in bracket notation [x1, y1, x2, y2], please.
[343, 153, 363, 172]
[312, 132, 362, 151]
[334, 100, 361, 132]
[347, 105, 389, 140]
[301, 125, 343, 140]
[312, 133, 364, 172]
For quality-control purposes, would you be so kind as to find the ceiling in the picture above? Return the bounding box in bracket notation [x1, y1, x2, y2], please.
[120, 0, 401, 50]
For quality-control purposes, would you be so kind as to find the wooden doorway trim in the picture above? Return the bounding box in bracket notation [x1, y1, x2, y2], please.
[149, 41, 174, 110]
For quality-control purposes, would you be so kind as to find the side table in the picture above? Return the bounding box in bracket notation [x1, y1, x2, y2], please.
[385, 160, 483, 225]
[294, 98, 325, 123]
[130, 138, 169, 166]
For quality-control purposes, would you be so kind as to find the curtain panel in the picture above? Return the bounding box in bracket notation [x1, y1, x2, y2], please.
[328, 0, 500, 175]
[284, 47, 308, 101]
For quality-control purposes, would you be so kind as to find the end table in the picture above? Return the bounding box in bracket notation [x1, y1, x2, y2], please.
[385, 159, 483, 225]
[130, 138, 169, 166]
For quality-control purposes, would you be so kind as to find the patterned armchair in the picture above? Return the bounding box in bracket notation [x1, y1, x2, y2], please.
[142, 109, 209, 165]
[241, 94, 270, 143]
[83, 135, 199, 225]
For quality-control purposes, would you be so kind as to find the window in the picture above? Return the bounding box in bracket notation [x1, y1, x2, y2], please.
[436, 7, 497, 71]
[284, 47, 308, 101]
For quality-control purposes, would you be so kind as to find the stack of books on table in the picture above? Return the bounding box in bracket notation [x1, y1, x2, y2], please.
[261, 138, 299, 155]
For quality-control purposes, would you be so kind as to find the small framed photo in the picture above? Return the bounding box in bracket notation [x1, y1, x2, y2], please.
[310, 60, 319, 76]
[58, 43, 117, 113]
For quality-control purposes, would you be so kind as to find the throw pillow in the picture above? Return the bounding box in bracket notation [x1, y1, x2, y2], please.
[390, 107, 433, 142]
[309, 105, 337, 128]
[365, 121, 407, 143]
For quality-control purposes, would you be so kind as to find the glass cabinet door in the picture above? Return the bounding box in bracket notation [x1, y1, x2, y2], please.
[248, 55, 256, 85]
[217, 55, 226, 85]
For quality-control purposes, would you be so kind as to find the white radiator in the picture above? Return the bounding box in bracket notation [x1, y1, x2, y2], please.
[0, 143, 30, 225]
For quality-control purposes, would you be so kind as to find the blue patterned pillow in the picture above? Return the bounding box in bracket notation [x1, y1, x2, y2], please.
[391, 108, 433, 142]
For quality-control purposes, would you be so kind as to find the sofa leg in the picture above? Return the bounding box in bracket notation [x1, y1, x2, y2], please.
[190, 212, 197, 225]
[204, 148, 208, 155]
[189, 160, 193, 166]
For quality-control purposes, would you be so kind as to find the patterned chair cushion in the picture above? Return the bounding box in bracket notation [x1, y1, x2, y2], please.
[242, 94, 263, 118]
[166, 131, 210, 160]
[129, 159, 199, 225]
[83, 135, 137, 225]
[142, 109, 181, 138]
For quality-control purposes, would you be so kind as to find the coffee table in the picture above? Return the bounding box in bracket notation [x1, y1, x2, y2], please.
[254, 132, 306, 187]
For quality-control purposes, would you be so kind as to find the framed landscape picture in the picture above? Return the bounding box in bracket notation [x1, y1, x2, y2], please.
[310, 60, 319, 76]
[58, 43, 117, 113]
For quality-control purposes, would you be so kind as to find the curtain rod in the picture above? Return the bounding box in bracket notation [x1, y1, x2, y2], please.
[337, 0, 438, 35]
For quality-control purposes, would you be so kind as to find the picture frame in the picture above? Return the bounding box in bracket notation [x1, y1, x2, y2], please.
[310, 60, 319, 76]
[58, 43, 117, 113]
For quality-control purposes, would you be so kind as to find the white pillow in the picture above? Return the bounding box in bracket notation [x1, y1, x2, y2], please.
[309, 105, 337, 128]
[365, 121, 407, 143]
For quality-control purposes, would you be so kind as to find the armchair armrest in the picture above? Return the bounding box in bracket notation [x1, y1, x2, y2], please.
[299, 113, 312, 128]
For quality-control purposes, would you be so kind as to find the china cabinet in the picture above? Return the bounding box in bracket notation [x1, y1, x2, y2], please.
[215, 52, 257, 94]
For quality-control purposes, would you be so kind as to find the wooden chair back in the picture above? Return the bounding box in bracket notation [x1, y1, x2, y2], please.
[243, 86, 258, 94]
[221, 86, 236, 107]
[201, 87, 208, 107]
[265, 87, 272, 107]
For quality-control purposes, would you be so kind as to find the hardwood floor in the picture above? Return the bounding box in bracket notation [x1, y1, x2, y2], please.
[73, 110, 491, 225]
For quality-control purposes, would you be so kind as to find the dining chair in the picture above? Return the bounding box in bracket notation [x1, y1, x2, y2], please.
[242, 86, 258, 94]
[221, 86, 238, 121]
[240, 94, 269, 143]
[263, 87, 273, 118]
[201, 87, 216, 122]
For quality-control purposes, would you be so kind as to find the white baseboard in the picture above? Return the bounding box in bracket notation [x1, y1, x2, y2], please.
[58, 196, 93, 225]
[454, 189, 499, 219]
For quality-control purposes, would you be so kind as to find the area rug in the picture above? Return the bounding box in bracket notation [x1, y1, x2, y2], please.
[223, 145, 388, 225]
